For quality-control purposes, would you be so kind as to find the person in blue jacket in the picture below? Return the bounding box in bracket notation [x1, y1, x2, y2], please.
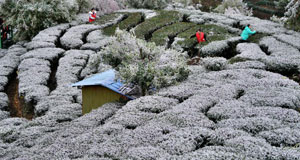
[241, 24, 256, 41]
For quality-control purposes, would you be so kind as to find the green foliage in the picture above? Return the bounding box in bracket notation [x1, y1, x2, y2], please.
[228, 57, 251, 64]
[150, 22, 196, 46]
[214, 0, 252, 16]
[254, 0, 275, 6]
[285, 7, 300, 32]
[94, 13, 122, 25]
[0, 0, 77, 41]
[134, 10, 183, 40]
[76, 0, 90, 13]
[176, 24, 232, 49]
[126, 0, 172, 9]
[247, 32, 271, 44]
[103, 12, 143, 36]
[101, 29, 190, 96]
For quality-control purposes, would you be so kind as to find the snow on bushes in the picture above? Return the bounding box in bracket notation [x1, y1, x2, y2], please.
[90, 0, 122, 15]
[178, 146, 243, 159]
[126, 0, 171, 9]
[214, 0, 253, 16]
[239, 87, 300, 111]
[56, 50, 93, 86]
[0, 0, 77, 41]
[99, 29, 189, 95]
[227, 60, 266, 70]
[80, 30, 114, 51]
[239, 17, 287, 34]
[224, 136, 274, 159]
[126, 146, 170, 160]
[26, 24, 70, 50]
[235, 41, 300, 73]
[124, 96, 178, 113]
[210, 128, 251, 145]
[60, 24, 103, 49]
[34, 95, 74, 117]
[0, 46, 26, 77]
[200, 40, 229, 57]
[18, 58, 51, 103]
[0, 92, 8, 110]
[0, 49, 6, 59]
[202, 57, 227, 71]
[208, 103, 300, 123]
[273, 33, 300, 50]
[21, 48, 65, 61]
[0, 76, 8, 91]
[157, 127, 214, 155]
[196, 12, 238, 26]
[118, 9, 157, 19]
[61, 14, 125, 49]
[72, 102, 122, 128]
[217, 117, 283, 134]
[154, 106, 215, 128]
[258, 127, 300, 147]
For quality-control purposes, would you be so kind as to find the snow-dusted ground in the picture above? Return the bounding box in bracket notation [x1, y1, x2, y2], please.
[0, 9, 300, 159]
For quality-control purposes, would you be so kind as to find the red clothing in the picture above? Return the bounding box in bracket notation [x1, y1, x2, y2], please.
[89, 11, 96, 22]
[196, 32, 206, 43]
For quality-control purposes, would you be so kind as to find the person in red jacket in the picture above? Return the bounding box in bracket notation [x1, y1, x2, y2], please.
[89, 8, 97, 23]
[195, 28, 207, 56]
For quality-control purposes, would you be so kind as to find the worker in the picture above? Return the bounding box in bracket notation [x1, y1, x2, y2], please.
[241, 24, 256, 41]
[196, 28, 207, 56]
[89, 8, 97, 23]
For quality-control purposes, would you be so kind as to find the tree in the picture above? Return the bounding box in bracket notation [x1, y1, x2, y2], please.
[284, 0, 300, 31]
[100, 29, 190, 96]
[0, 0, 78, 41]
[214, 0, 253, 16]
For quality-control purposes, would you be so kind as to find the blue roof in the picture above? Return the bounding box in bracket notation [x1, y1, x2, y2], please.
[72, 69, 134, 100]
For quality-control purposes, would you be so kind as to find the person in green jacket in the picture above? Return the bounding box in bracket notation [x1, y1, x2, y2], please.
[241, 24, 256, 41]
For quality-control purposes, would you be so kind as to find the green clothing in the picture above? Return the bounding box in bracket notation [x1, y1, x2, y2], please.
[241, 26, 256, 40]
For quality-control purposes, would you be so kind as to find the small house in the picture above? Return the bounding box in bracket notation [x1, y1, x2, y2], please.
[72, 69, 134, 114]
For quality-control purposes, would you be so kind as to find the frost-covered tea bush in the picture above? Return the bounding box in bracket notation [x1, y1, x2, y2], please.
[89, 0, 122, 15]
[202, 57, 227, 71]
[126, 0, 172, 9]
[100, 29, 190, 95]
[214, 0, 253, 16]
[0, 0, 77, 40]
[283, 0, 300, 31]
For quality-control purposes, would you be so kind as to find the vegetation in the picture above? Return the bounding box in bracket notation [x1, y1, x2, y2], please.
[126, 0, 172, 9]
[76, 0, 90, 13]
[214, 0, 253, 16]
[134, 10, 183, 40]
[284, 0, 300, 32]
[150, 22, 196, 46]
[0, 0, 77, 41]
[103, 12, 143, 36]
[101, 29, 190, 96]
[247, 32, 271, 44]
[94, 13, 122, 25]
[228, 56, 251, 64]
[176, 24, 233, 49]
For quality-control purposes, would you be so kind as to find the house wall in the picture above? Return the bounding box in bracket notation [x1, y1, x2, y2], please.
[82, 86, 123, 114]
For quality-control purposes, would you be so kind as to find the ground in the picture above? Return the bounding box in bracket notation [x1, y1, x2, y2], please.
[0, 8, 300, 159]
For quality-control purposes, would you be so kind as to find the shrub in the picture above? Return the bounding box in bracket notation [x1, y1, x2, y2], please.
[0, 0, 77, 41]
[101, 29, 190, 96]
[76, 0, 90, 13]
[202, 57, 227, 71]
[284, 0, 300, 31]
[103, 12, 143, 36]
[214, 0, 253, 16]
[126, 0, 172, 9]
[134, 10, 183, 39]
